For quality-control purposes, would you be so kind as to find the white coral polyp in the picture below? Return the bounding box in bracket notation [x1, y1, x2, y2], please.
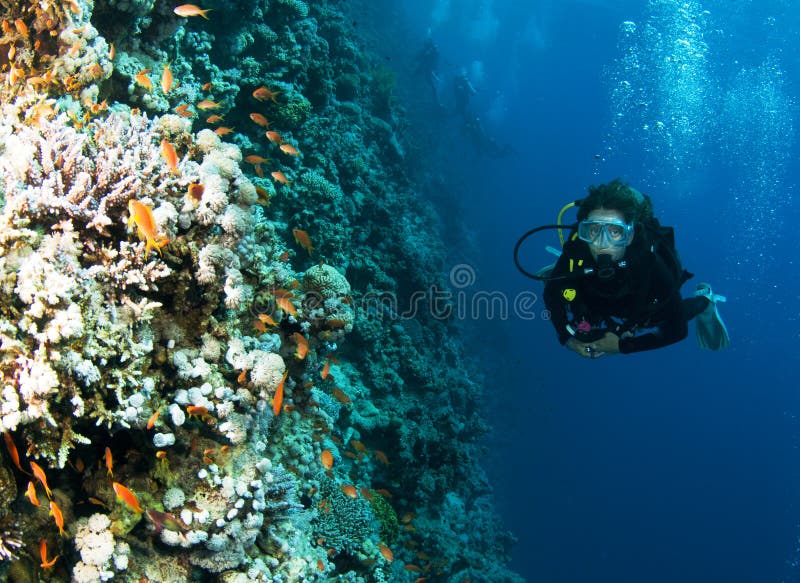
[16, 356, 59, 401]
[249, 351, 285, 391]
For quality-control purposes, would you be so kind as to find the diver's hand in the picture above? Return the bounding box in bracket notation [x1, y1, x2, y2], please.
[590, 332, 621, 355]
[566, 338, 604, 359]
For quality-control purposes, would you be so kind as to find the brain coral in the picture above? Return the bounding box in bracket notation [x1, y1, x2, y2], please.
[301, 264, 350, 299]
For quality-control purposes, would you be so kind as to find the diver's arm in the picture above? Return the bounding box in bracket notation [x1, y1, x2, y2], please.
[543, 257, 576, 346]
[618, 296, 688, 353]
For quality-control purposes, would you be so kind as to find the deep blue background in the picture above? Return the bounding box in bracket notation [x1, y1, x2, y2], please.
[361, 1, 800, 581]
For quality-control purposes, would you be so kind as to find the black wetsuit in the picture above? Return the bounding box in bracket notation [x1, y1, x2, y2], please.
[543, 224, 708, 354]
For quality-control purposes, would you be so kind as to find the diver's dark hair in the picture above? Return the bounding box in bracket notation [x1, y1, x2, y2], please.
[576, 179, 654, 225]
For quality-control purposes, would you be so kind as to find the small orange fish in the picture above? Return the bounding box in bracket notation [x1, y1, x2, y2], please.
[272, 370, 287, 416]
[350, 439, 366, 453]
[108, 42, 115, 60]
[4, 432, 26, 474]
[174, 103, 195, 118]
[321, 361, 330, 380]
[202, 81, 213, 91]
[160, 139, 180, 175]
[292, 332, 308, 360]
[374, 450, 390, 465]
[196, 99, 221, 110]
[401, 512, 416, 523]
[173, 4, 211, 18]
[113, 482, 144, 514]
[254, 164, 265, 178]
[237, 369, 248, 383]
[30, 461, 52, 498]
[252, 85, 280, 102]
[244, 154, 269, 165]
[360, 487, 373, 501]
[332, 387, 351, 405]
[25, 481, 40, 507]
[186, 183, 205, 204]
[161, 63, 173, 94]
[40, 539, 58, 569]
[292, 228, 313, 255]
[14, 19, 28, 36]
[128, 200, 170, 258]
[104, 447, 113, 477]
[206, 114, 224, 124]
[134, 68, 152, 91]
[271, 171, 291, 185]
[340, 484, 358, 498]
[378, 544, 394, 563]
[214, 126, 235, 136]
[403, 564, 423, 573]
[249, 113, 270, 127]
[257, 313, 278, 327]
[374, 488, 393, 498]
[320, 449, 333, 470]
[186, 405, 209, 418]
[265, 130, 282, 143]
[49, 500, 65, 536]
[147, 405, 162, 430]
[317, 558, 325, 572]
[279, 143, 300, 156]
[275, 296, 297, 316]
[278, 251, 290, 262]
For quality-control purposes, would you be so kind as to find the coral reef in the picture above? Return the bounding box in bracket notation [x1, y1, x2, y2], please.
[0, 0, 520, 581]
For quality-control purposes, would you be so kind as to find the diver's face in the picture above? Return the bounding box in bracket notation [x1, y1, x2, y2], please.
[586, 208, 633, 262]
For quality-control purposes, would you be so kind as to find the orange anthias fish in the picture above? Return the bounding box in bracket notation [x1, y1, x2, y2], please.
[134, 68, 152, 91]
[196, 99, 221, 110]
[252, 85, 280, 103]
[257, 313, 278, 327]
[128, 199, 169, 258]
[275, 295, 298, 317]
[244, 154, 269, 165]
[40, 539, 58, 569]
[249, 113, 270, 127]
[104, 447, 113, 477]
[378, 544, 394, 563]
[292, 332, 308, 360]
[147, 406, 162, 430]
[271, 171, 290, 185]
[272, 370, 288, 416]
[279, 143, 300, 156]
[113, 481, 144, 514]
[25, 481, 40, 507]
[49, 500, 65, 536]
[30, 461, 52, 498]
[292, 228, 313, 255]
[161, 63, 173, 94]
[320, 361, 330, 380]
[265, 130, 282, 143]
[320, 449, 334, 470]
[4, 432, 27, 474]
[173, 4, 212, 18]
[340, 485, 358, 498]
[160, 139, 180, 175]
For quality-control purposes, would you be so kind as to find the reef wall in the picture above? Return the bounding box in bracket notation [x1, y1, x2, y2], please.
[0, 0, 520, 581]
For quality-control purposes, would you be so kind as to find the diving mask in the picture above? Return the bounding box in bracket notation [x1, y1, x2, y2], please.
[577, 219, 633, 248]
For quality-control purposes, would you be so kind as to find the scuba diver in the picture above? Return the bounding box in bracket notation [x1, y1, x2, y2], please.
[453, 68, 477, 121]
[514, 179, 730, 358]
[413, 36, 442, 106]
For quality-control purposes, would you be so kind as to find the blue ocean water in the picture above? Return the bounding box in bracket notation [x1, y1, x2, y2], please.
[381, 0, 800, 581]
